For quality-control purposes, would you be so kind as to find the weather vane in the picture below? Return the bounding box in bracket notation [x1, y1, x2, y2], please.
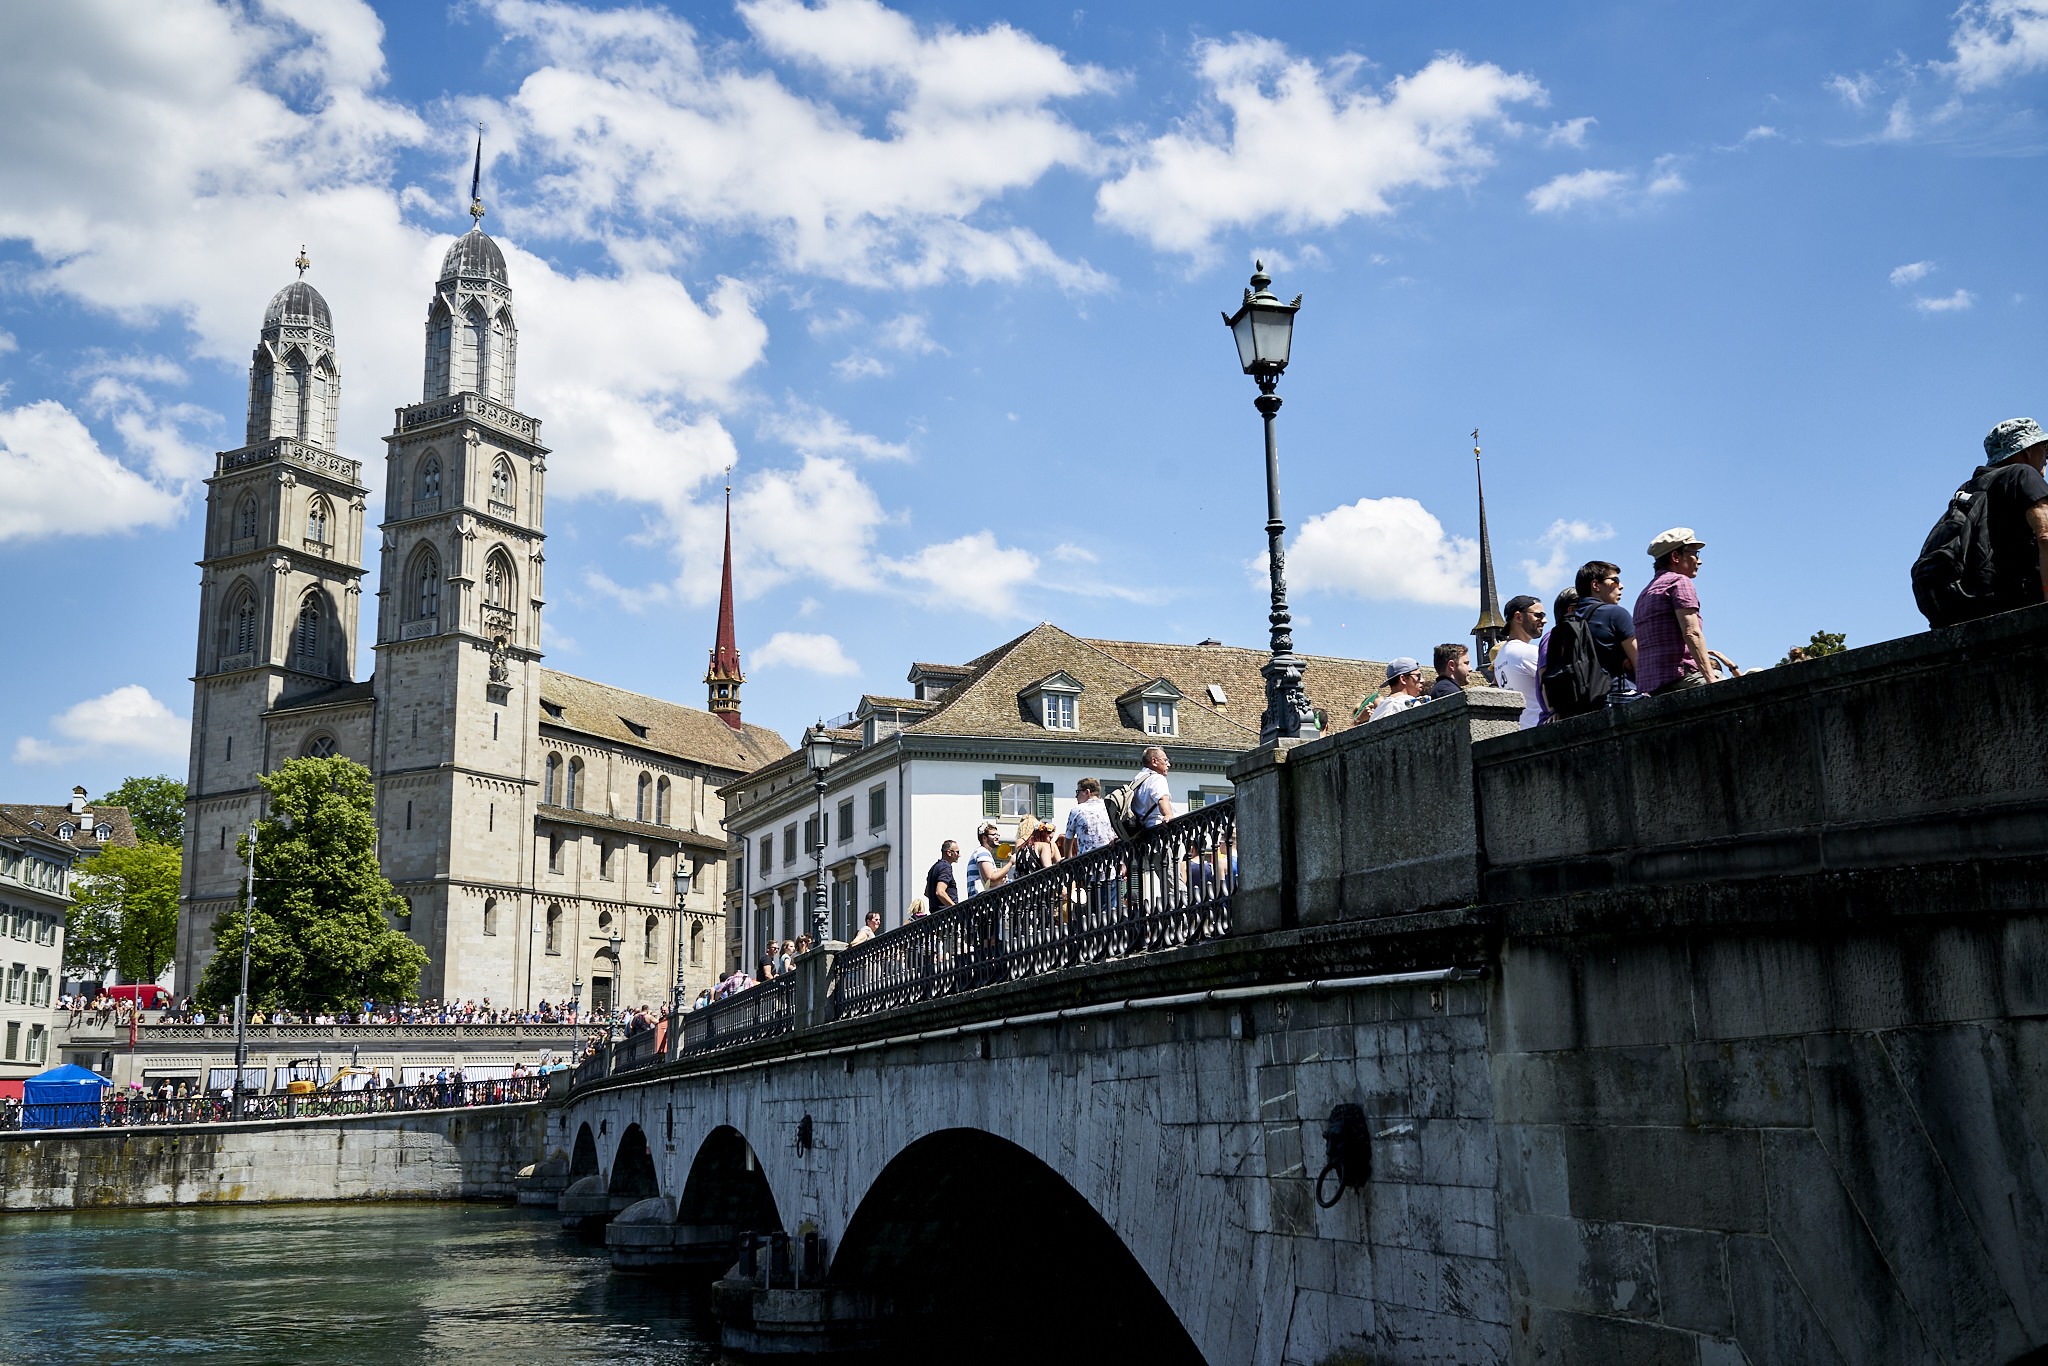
[294, 245, 310, 278]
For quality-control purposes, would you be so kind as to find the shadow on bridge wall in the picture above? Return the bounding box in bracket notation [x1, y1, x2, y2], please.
[677, 1125, 781, 1233]
[831, 1128, 1204, 1364]
[608, 1125, 660, 1201]
[569, 1123, 598, 1183]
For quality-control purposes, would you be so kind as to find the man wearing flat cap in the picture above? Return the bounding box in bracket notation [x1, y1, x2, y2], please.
[1634, 528, 1723, 694]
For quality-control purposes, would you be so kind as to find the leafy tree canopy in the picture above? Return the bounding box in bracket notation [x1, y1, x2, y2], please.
[196, 756, 427, 1011]
[68, 842, 181, 984]
[95, 774, 186, 847]
[1778, 630, 1848, 668]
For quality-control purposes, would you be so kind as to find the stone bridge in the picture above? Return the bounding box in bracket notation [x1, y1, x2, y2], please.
[554, 605, 2048, 1366]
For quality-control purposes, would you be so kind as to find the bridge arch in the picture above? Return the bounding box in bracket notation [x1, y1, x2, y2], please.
[677, 1124, 781, 1233]
[833, 1128, 1204, 1362]
[568, 1123, 599, 1182]
[608, 1123, 660, 1200]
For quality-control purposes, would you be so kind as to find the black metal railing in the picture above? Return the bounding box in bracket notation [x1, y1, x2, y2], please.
[831, 798, 1235, 1020]
[1, 1076, 548, 1132]
[680, 975, 797, 1055]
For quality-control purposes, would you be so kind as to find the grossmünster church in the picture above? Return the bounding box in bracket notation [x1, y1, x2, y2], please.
[175, 207, 788, 1015]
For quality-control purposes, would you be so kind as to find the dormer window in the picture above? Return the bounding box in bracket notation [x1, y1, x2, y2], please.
[56, 823, 74, 841]
[94, 824, 113, 841]
[1022, 671, 1083, 732]
[1118, 677, 1185, 738]
[621, 718, 648, 738]
[540, 700, 564, 720]
[908, 662, 968, 702]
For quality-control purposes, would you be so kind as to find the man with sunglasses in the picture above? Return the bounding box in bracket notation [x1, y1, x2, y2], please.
[1635, 528, 1720, 694]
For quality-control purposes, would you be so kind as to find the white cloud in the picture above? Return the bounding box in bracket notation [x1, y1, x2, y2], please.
[876, 313, 943, 355]
[753, 631, 861, 675]
[1527, 168, 1627, 213]
[1917, 289, 1976, 313]
[759, 400, 911, 461]
[1890, 260, 1935, 287]
[495, 0, 1113, 289]
[1051, 542, 1098, 564]
[1646, 155, 1686, 196]
[1947, 1, 2048, 90]
[1827, 73, 1879, 108]
[1518, 518, 1613, 594]
[0, 399, 183, 542]
[14, 685, 188, 765]
[1097, 37, 1544, 255]
[1265, 497, 1476, 607]
[885, 530, 1040, 616]
[1542, 116, 1594, 148]
[833, 352, 892, 380]
[1739, 125, 1781, 144]
[0, 330, 17, 354]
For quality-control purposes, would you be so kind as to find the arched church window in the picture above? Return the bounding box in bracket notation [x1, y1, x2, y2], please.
[644, 916, 659, 961]
[304, 734, 337, 759]
[545, 753, 562, 806]
[655, 777, 670, 826]
[417, 454, 441, 502]
[636, 773, 651, 823]
[545, 905, 562, 953]
[466, 304, 490, 395]
[233, 593, 257, 656]
[491, 458, 512, 506]
[307, 497, 330, 545]
[295, 594, 320, 661]
[566, 758, 584, 810]
[690, 921, 703, 966]
[482, 898, 497, 936]
[287, 350, 312, 441]
[484, 554, 510, 609]
[416, 553, 440, 620]
[238, 496, 258, 539]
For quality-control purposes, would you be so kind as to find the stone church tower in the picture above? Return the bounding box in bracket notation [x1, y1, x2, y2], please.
[178, 263, 371, 981]
[370, 220, 549, 999]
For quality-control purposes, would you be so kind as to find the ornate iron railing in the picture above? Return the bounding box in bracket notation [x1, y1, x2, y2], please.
[680, 975, 797, 1055]
[1, 1077, 547, 1133]
[831, 798, 1235, 1021]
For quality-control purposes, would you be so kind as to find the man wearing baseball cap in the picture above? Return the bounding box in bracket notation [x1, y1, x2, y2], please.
[1369, 657, 1428, 722]
[1634, 528, 1722, 694]
[1968, 419, 2048, 616]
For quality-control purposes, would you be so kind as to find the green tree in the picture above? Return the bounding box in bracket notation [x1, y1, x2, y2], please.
[196, 756, 427, 1012]
[1778, 630, 1849, 667]
[67, 843, 182, 984]
[95, 774, 186, 847]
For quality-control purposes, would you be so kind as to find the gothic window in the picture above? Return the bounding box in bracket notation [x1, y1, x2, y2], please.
[417, 454, 441, 502]
[287, 350, 312, 440]
[600, 842, 614, 880]
[566, 758, 583, 810]
[689, 921, 703, 965]
[544, 753, 561, 805]
[636, 773, 651, 822]
[306, 497, 330, 545]
[232, 592, 258, 656]
[310, 359, 336, 449]
[295, 594, 320, 662]
[483, 553, 511, 609]
[491, 458, 512, 506]
[415, 553, 440, 620]
[304, 734, 337, 759]
[655, 777, 670, 826]
[545, 905, 562, 954]
[465, 304, 489, 394]
[483, 898, 497, 936]
[644, 916, 658, 961]
[238, 496, 258, 540]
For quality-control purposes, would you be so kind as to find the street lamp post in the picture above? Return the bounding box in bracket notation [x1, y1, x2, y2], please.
[607, 929, 623, 1041]
[233, 817, 260, 1119]
[805, 723, 835, 945]
[571, 975, 583, 1062]
[1223, 260, 1319, 747]
[672, 852, 692, 1017]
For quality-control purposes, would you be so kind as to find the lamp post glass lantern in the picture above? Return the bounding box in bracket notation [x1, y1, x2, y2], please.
[571, 975, 583, 1061]
[672, 857, 691, 1015]
[1222, 260, 1319, 746]
[806, 723, 834, 947]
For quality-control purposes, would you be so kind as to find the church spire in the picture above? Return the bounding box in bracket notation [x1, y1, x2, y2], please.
[469, 123, 486, 223]
[706, 473, 745, 730]
[1469, 429, 1506, 676]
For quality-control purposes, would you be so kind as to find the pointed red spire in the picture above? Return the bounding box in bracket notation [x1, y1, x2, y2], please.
[706, 478, 745, 730]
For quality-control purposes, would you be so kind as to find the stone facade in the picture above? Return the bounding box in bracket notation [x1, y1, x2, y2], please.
[177, 238, 788, 1014]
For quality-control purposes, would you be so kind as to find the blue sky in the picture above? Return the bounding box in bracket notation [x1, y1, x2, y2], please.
[4, 0, 2046, 800]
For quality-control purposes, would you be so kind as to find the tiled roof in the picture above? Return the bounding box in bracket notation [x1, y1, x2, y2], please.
[858, 695, 932, 712]
[0, 802, 140, 859]
[891, 623, 1396, 747]
[538, 669, 789, 774]
[907, 662, 968, 677]
[269, 678, 376, 715]
[534, 803, 729, 855]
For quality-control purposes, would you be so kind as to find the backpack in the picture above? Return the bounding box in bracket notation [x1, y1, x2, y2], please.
[1911, 469, 2001, 627]
[1102, 775, 1149, 841]
[1541, 613, 1612, 719]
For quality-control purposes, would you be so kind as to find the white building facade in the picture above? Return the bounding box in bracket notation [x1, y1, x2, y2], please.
[0, 820, 74, 1081]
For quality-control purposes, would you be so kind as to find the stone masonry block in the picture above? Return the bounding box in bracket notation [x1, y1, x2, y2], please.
[1503, 1212, 1658, 1321]
[1725, 1236, 1848, 1366]
[1497, 1123, 1569, 1218]
[1564, 1125, 1766, 1233]
[1518, 1304, 1696, 1366]
[1571, 938, 1696, 1049]
[1682, 1037, 1811, 1128]
[1494, 1046, 1687, 1127]
[1654, 1227, 1732, 1337]
[1282, 1286, 1376, 1365]
[1419, 1116, 1498, 1189]
[1493, 942, 1581, 1055]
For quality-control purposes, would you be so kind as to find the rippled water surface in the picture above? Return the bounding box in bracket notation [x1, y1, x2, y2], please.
[0, 1202, 720, 1366]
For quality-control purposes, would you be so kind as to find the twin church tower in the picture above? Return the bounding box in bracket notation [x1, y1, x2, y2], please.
[177, 202, 786, 1011]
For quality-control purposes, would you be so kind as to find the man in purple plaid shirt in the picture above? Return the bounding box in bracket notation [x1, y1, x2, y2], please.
[1634, 527, 1725, 694]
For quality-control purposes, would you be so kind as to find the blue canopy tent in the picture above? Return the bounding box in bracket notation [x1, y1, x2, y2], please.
[22, 1063, 112, 1129]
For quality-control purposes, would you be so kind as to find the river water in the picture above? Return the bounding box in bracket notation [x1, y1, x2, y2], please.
[0, 1202, 720, 1365]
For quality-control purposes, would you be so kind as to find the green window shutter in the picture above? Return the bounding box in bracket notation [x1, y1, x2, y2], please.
[982, 779, 1001, 817]
[1187, 790, 1204, 810]
[1036, 782, 1054, 819]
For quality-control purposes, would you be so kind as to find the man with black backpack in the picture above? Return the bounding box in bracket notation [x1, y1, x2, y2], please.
[1913, 417, 2048, 626]
[1542, 561, 1643, 719]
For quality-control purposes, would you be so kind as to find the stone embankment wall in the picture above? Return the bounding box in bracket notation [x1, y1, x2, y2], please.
[0, 1104, 550, 1211]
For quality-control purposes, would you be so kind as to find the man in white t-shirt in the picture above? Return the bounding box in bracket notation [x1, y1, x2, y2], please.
[1492, 595, 1547, 729]
[1370, 658, 1427, 721]
[1132, 747, 1175, 828]
[1062, 778, 1115, 856]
